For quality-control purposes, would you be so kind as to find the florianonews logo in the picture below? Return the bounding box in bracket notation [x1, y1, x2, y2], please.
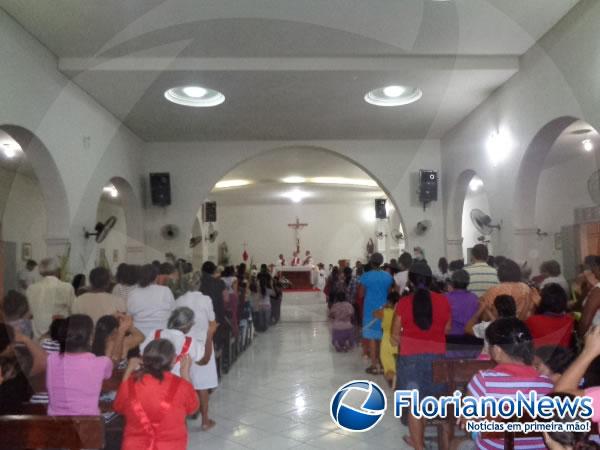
[330, 380, 387, 432]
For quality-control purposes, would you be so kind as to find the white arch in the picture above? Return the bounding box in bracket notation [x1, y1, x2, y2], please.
[187, 144, 409, 251]
[513, 116, 580, 229]
[0, 125, 70, 241]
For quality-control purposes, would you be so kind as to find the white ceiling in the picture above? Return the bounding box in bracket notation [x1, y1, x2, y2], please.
[0, 0, 580, 141]
[209, 146, 387, 205]
[543, 120, 600, 169]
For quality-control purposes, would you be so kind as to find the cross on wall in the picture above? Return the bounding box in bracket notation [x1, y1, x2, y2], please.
[287, 217, 308, 253]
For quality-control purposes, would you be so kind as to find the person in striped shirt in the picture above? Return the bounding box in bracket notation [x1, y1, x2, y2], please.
[467, 318, 554, 450]
[465, 244, 499, 298]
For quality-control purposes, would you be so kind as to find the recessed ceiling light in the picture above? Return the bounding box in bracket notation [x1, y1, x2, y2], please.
[214, 179, 252, 189]
[164, 85, 225, 107]
[583, 139, 594, 152]
[382, 85, 406, 98]
[365, 85, 422, 107]
[182, 86, 207, 98]
[282, 176, 307, 184]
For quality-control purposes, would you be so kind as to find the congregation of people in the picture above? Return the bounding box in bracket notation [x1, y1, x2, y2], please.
[324, 244, 600, 450]
[0, 256, 283, 449]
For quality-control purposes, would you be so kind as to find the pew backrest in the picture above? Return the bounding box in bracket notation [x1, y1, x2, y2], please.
[0, 415, 105, 450]
[432, 358, 496, 393]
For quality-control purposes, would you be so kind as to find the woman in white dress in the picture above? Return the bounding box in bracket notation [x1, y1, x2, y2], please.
[177, 290, 219, 431]
[127, 264, 175, 338]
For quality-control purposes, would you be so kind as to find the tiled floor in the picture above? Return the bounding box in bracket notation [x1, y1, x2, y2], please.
[187, 292, 411, 449]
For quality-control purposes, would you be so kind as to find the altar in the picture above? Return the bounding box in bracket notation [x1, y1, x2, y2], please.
[278, 266, 314, 290]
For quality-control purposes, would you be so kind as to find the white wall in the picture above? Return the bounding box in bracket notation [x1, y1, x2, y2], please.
[0, 168, 47, 269]
[533, 153, 599, 267]
[0, 9, 145, 276]
[442, 0, 600, 274]
[142, 140, 445, 264]
[211, 201, 401, 266]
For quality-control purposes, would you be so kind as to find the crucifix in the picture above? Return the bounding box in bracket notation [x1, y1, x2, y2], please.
[288, 217, 308, 253]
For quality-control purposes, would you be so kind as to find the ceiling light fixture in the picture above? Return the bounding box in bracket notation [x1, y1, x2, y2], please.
[283, 189, 310, 203]
[103, 185, 119, 198]
[282, 176, 307, 184]
[382, 85, 406, 98]
[214, 179, 252, 189]
[365, 85, 422, 107]
[164, 85, 225, 107]
[583, 139, 594, 152]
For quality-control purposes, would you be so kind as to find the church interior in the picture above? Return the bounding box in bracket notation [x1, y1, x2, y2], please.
[2, 1, 600, 449]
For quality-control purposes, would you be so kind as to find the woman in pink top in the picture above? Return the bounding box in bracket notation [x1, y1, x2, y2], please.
[46, 314, 124, 416]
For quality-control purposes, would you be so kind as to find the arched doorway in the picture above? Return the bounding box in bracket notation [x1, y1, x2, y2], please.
[514, 117, 600, 280]
[191, 146, 406, 268]
[0, 125, 69, 294]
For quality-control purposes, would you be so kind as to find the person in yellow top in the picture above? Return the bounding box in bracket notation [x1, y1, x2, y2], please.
[374, 291, 400, 387]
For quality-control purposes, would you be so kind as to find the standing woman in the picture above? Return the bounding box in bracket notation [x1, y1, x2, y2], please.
[176, 290, 219, 431]
[391, 262, 451, 450]
[128, 264, 175, 338]
[114, 340, 199, 450]
[112, 263, 139, 305]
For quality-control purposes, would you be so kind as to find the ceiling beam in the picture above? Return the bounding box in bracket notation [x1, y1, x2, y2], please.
[59, 55, 518, 74]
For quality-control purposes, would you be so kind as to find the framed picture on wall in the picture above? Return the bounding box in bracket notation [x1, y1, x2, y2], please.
[22, 243, 32, 261]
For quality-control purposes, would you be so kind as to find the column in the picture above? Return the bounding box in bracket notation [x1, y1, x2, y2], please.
[512, 227, 541, 266]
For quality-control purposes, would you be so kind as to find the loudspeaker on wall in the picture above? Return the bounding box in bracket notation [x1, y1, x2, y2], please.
[149, 173, 171, 206]
[204, 201, 217, 222]
[375, 198, 387, 219]
[419, 170, 438, 204]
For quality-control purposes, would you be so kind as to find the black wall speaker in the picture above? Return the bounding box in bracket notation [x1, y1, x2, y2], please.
[375, 199, 387, 219]
[149, 173, 171, 206]
[204, 201, 217, 223]
[419, 170, 438, 203]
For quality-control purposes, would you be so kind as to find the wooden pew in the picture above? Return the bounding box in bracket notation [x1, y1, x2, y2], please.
[0, 415, 104, 450]
[431, 358, 496, 450]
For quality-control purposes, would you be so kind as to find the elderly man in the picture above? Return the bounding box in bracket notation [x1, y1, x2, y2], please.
[26, 257, 75, 338]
